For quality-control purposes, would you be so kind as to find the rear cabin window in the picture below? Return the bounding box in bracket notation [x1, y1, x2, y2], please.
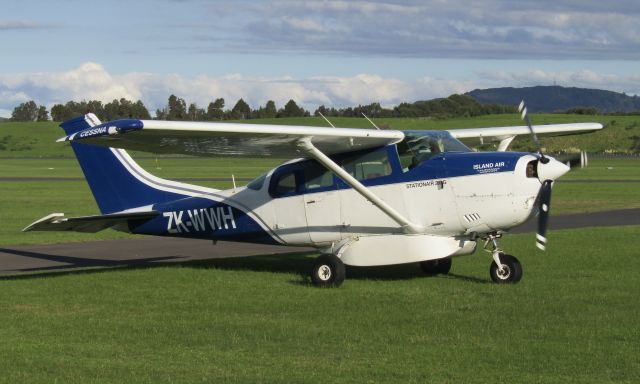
[269, 148, 394, 198]
[340, 149, 392, 181]
[304, 162, 333, 190]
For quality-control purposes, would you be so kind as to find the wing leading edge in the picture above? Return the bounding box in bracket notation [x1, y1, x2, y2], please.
[448, 122, 603, 150]
[58, 118, 406, 158]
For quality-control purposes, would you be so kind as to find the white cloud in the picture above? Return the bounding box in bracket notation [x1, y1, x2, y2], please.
[195, 0, 640, 60]
[0, 62, 473, 116]
[1, 62, 639, 118]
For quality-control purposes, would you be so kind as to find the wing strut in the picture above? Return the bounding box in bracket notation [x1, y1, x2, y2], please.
[296, 138, 423, 234]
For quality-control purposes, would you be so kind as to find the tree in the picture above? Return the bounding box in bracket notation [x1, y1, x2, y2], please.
[36, 105, 49, 121]
[167, 94, 187, 120]
[278, 99, 305, 117]
[51, 104, 72, 121]
[207, 98, 225, 120]
[187, 103, 205, 121]
[254, 100, 277, 118]
[10, 101, 39, 121]
[132, 100, 151, 119]
[230, 98, 251, 119]
[263, 100, 277, 118]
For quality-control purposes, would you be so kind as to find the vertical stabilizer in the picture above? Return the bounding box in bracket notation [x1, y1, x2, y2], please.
[60, 114, 212, 214]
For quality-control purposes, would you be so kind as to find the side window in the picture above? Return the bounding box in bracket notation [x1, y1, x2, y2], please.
[271, 171, 297, 197]
[303, 162, 333, 190]
[341, 149, 392, 181]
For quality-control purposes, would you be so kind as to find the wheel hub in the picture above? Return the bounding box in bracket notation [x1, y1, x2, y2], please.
[318, 265, 332, 281]
[497, 265, 511, 279]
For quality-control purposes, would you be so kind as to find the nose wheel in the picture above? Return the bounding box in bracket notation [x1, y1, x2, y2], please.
[489, 253, 522, 283]
[484, 235, 523, 284]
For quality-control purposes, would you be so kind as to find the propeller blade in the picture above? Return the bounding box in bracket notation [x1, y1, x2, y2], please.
[536, 180, 553, 251]
[518, 100, 548, 164]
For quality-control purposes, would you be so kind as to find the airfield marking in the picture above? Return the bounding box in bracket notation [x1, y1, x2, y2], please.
[1, 208, 639, 276]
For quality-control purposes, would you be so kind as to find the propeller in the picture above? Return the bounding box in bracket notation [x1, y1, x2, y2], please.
[518, 100, 549, 164]
[536, 180, 552, 250]
[519, 100, 568, 250]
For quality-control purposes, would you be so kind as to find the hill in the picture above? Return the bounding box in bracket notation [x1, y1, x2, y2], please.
[466, 86, 640, 113]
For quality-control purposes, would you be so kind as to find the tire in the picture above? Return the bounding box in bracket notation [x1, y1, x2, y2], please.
[489, 254, 522, 284]
[420, 257, 452, 275]
[311, 254, 346, 288]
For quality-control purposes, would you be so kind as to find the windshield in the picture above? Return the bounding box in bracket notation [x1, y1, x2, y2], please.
[397, 130, 470, 172]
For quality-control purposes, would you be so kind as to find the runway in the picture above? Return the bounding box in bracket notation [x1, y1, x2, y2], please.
[1, 208, 638, 276]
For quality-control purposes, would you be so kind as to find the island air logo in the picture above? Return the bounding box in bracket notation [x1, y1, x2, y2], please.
[473, 161, 505, 174]
[163, 206, 236, 234]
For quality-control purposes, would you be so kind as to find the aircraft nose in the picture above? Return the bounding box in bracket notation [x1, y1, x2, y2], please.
[537, 156, 570, 182]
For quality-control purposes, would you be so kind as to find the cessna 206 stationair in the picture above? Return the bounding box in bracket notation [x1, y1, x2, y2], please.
[25, 106, 602, 287]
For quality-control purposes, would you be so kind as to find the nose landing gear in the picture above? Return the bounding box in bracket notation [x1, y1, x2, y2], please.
[484, 234, 523, 284]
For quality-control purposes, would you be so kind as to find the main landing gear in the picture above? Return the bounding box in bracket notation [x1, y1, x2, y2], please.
[419, 257, 452, 275]
[484, 234, 522, 284]
[311, 254, 346, 288]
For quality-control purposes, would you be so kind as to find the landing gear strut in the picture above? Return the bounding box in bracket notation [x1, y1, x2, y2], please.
[484, 234, 522, 284]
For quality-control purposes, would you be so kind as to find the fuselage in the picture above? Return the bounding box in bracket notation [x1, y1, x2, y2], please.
[128, 131, 556, 252]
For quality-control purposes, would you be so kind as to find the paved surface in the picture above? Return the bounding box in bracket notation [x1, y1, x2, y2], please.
[1, 208, 638, 276]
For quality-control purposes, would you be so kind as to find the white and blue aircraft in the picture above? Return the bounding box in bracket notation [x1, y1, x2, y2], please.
[24, 108, 602, 287]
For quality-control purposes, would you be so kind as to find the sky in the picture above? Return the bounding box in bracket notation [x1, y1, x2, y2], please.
[1, 0, 639, 117]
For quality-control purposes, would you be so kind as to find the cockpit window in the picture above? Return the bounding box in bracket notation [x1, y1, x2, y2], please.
[397, 130, 470, 172]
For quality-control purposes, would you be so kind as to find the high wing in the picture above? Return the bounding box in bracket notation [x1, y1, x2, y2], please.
[23, 211, 159, 233]
[448, 122, 603, 151]
[58, 119, 405, 158]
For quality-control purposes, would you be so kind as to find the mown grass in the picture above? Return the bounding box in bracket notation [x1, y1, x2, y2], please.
[0, 226, 638, 383]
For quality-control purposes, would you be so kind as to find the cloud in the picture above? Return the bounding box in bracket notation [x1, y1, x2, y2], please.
[184, 0, 640, 60]
[0, 62, 473, 116]
[1, 62, 639, 118]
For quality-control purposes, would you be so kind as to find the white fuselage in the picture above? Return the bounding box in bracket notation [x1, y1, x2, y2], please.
[223, 153, 544, 266]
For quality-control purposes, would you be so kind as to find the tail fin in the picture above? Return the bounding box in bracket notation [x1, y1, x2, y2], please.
[61, 114, 216, 214]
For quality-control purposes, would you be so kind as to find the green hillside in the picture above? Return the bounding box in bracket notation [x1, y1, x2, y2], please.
[467, 86, 640, 113]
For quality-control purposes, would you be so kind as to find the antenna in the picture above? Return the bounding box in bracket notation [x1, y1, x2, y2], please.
[317, 111, 336, 128]
[361, 113, 381, 130]
[231, 174, 237, 192]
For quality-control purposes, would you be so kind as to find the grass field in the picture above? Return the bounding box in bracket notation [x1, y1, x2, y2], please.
[1, 115, 639, 382]
[0, 226, 638, 383]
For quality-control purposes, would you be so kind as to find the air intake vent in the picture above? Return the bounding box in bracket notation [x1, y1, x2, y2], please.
[463, 213, 481, 223]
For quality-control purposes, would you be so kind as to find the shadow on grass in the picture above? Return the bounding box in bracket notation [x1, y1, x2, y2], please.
[0, 247, 490, 284]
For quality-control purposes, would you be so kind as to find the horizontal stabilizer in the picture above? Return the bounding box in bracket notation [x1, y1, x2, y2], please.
[23, 211, 159, 233]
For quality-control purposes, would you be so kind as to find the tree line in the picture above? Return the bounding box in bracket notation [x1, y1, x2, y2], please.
[8, 93, 515, 122]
